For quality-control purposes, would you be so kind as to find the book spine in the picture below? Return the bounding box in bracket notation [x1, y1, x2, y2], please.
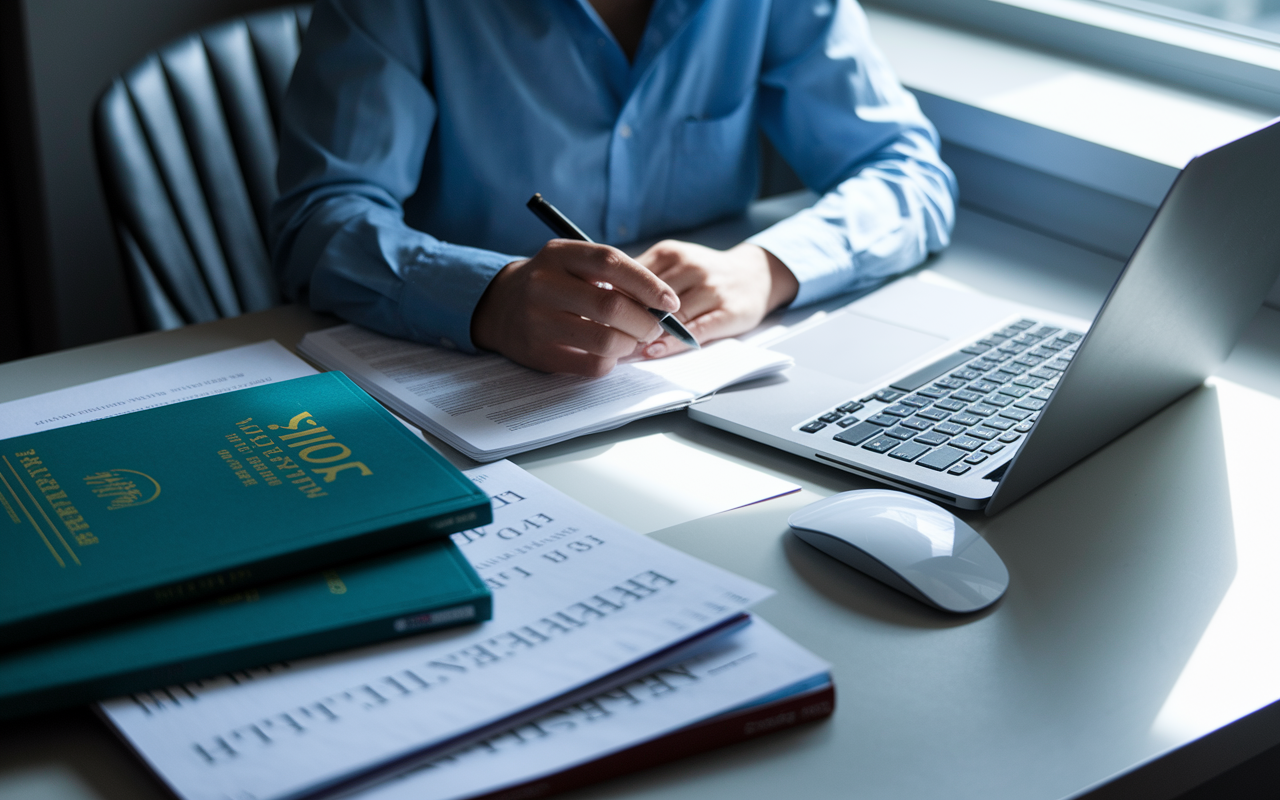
[1, 500, 492, 651]
[471, 683, 837, 800]
[1, 595, 493, 721]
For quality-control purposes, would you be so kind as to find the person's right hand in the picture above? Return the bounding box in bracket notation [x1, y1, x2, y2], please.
[471, 239, 680, 376]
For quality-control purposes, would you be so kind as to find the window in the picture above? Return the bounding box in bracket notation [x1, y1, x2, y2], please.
[868, 0, 1280, 109]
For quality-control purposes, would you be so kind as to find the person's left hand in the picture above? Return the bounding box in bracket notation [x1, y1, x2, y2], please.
[633, 241, 799, 358]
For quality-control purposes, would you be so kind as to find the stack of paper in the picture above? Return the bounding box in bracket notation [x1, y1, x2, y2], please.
[101, 461, 833, 800]
[298, 324, 793, 461]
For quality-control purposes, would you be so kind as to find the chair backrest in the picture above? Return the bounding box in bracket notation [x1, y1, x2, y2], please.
[94, 6, 312, 330]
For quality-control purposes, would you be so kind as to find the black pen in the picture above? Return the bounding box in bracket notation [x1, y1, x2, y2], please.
[526, 193, 700, 350]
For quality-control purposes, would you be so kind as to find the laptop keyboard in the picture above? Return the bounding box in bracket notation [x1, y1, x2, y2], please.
[796, 319, 1083, 476]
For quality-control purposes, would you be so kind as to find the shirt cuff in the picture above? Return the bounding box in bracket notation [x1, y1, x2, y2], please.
[748, 210, 858, 309]
[398, 242, 519, 352]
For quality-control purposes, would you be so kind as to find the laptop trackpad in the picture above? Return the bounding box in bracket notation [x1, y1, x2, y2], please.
[770, 312, 948, 385]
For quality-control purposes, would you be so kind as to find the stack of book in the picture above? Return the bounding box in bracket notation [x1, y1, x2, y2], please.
[0, 346, 834, 800]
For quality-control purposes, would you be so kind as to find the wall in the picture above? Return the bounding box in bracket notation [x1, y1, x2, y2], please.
[21, 0, 286, 350]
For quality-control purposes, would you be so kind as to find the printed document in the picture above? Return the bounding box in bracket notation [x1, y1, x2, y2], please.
[298, 324, 792, 461]
[100, 460, 773, 800]
[358, 618, 830, 800]
[0, 341, 316, 439]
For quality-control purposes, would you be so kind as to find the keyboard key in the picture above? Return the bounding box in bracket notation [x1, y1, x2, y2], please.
[981, 417, 1015, 431]
[998, 342, 1026, 354]
[868, 413, 898, 426]
[834, 421, 881, 445]
[800, 421, 827, 433]
[949, 436, 984, 451]
[863, 435, 899, 453]
[1029, 368, 1060, 380]
[819, 411, 844, 423]
[998, 431, 1022, 443]
[1060, 331, 1083, 342]
[838, 415, 862, 427]
[988, 370, 1021, 384]
[1013, 376, 1045, 389]
[982, 393, 1014, 408]
[1011, 318, 1037, 330]
[1013, 354, 1043, 367]
[998, 385, 1030, 399]
[917, 407, 951, 422]
[933, 422, 966, 436]
[1014, 420, 1035, 432]
[951, 389, 983, 403]
[1033, 326, 1060, 338]
[951, 368, 984, 381]
[1013, 333, 1039, 345]
[960, 343, 991, 355]
[964, 453, 989, 464]
[986, 351, 1013, 362]
[860, 393, 878, 403]
[838, 401, 865, 413]
[969, 380, 1000, 393]
[915, 431, 950, 446]
[949, 413, 982, 426]
[888, 442, 931, 462]
[900, 417, 933, 431]
[883, 404, 915, 417]
[1030, 387, 1053, 400]
[1015, 398, 1047, 411]
[934, 377, 966, 390]
[968, 427, 999, 440]
[1049, 357, 1072, 370]
[1000, 408, 1034, 421]
[916, 387, 949, 399]
[977, 338, 1000, 347]
[982, 442, 1005, 454]
[899, 395, 932, 408]
[885, 426, 916, 440]
[966, 404, 998, 417]
[934, 398, 968, 412]
[947, 463, 972, 475]
[874, 389, 906, 402]
[918, 446, 967, 471]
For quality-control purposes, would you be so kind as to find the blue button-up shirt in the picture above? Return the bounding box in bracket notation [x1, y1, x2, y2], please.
[271, 0, 957, 352]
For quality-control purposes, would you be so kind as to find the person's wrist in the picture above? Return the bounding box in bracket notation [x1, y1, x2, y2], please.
[471, 259, 524, 352]
[730, 243, 798, 313]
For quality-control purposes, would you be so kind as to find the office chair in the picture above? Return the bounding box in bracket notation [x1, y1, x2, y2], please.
[93, 6, 311, 331]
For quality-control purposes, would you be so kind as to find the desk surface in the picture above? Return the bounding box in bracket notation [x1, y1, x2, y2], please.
[4, 203, 1280, 800]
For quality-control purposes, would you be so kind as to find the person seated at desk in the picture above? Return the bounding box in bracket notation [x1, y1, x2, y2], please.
[270, 0, 956, 376]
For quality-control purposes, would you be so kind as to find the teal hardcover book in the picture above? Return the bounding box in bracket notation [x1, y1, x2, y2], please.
[0, 371, 492, 648]
[0, 538, 491, 720]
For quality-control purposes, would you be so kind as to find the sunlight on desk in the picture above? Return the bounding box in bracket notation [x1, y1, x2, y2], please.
[1150, 377, 1280, 745]
[523, 433, 799, 533]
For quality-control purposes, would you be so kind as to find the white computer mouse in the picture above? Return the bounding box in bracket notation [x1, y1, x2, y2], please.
[788, 489, 1009, 613]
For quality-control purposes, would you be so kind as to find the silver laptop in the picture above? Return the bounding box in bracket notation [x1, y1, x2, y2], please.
[690, 117, 1280, 514]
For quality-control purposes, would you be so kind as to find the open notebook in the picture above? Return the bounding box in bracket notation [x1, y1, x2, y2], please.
[300, 324, 791, 461]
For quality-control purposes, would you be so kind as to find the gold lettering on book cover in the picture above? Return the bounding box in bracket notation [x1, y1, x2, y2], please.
[83, 469, 161, 511]
[217, 411, 377, 501]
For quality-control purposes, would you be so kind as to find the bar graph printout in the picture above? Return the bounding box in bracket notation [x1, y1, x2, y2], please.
[100, 460, 773, 800]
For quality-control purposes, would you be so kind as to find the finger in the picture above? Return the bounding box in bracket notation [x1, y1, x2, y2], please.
[642, 332, 689, 360]
[554, 312, 650, 359]
[564, 244, 679, 313]
[556, 283, 664, 343]
[683, 307, 737, 342]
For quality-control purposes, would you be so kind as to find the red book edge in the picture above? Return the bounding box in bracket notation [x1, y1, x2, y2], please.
[469, 681, 837, 800]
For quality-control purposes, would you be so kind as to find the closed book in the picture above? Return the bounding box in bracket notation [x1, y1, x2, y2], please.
[0, 371, 491, 649]
[0, 538, 491, 720]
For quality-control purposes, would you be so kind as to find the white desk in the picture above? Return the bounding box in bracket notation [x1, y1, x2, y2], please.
[3, 203, 1280, 800]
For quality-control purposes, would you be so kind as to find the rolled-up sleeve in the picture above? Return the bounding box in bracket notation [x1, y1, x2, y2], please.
[748, 0, 957, 308]
[270, 0, 516, 351]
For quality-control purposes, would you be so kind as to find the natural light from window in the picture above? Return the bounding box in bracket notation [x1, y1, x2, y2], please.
[1097, 0, 1280, 39]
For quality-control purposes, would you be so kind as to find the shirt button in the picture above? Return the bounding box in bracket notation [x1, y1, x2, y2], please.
[618, 124, 632, 139]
